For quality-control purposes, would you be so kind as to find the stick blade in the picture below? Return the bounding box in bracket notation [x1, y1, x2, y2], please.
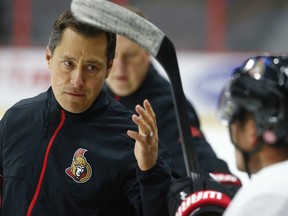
[71, 0, 165, 56]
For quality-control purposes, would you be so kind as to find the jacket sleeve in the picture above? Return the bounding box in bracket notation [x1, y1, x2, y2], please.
[136, 157, 172, 216]
[121, 150, 172, 216]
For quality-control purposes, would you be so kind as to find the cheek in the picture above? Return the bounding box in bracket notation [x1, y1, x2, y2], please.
[230, 123, 250, 150]
[130, 61, 148, 83]
[130, 71, 144, 89]
[51, 71, 67, 85]
[89, 76, 105, 91]
[230, 123, 246, 150]
[235, 149, 245, 171]
[50, 64, 70, 85]
[230, 124, 238, 143]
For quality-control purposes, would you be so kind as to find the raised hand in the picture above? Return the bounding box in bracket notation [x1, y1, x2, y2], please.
[127, 99, 158, 171]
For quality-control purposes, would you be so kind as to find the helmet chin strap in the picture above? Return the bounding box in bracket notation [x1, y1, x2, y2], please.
[235, 141, 265, 179]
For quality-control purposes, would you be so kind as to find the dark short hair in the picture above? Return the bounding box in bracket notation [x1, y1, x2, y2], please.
[48, 10, 116, 63]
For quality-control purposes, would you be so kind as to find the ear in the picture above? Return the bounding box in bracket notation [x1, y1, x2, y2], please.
[105, 59, 113, 79]
[46, 46, 52, 68]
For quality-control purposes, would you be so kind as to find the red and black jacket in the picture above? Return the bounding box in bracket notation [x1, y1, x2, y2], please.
[0, 88, 172, 216]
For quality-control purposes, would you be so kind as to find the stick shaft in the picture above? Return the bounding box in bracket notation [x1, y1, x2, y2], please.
[156, 37, 199, 176]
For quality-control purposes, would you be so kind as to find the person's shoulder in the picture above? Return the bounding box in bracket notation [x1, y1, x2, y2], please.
[97, 93, 137, 135]
[0, 91, 48, 125]
[143, 65, 172, 99]
[253, 160, 288, 193]
[14, 92, 47, 108]
[224, 183, 288, 216]
[103, 92, 136, 125]
[105, 93, 134, 117]
[228, 162, 288, 209]
[6, 91, 47, 114]
[142, 64, 169, 92]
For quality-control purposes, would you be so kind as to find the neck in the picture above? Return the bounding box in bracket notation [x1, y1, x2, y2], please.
[260, 145, 288, 170]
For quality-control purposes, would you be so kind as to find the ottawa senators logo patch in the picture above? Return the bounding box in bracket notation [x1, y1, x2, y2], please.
[65, 148, 92, 183]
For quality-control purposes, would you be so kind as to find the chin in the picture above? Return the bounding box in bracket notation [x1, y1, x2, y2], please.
[62, 103, 87, 114]
[113, 88, 133, 97]
[65, 108, 84, 114]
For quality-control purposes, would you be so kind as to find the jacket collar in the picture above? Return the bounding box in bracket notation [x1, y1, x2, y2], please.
[47, 87, 110, 121]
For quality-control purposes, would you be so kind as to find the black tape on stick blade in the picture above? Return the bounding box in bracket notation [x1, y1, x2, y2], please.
[71, 0, 199, 177]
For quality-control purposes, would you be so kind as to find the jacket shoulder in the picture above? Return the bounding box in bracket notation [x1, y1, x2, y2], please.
[3, 91, 47, 119]
[13, 92, 47, 108]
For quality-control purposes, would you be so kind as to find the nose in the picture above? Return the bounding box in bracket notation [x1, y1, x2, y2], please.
[70, 67, 84, 88]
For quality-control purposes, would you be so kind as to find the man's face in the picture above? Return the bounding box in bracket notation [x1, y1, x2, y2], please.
[46, 28, 112, 113]
[106, 35, 150, 96]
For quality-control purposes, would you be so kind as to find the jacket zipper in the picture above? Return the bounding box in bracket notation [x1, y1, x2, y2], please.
[26, 109, 66, 216]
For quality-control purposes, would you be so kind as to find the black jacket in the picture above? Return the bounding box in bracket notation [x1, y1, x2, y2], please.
[0, 88, 172, 216]
[104, 64, 234, 177]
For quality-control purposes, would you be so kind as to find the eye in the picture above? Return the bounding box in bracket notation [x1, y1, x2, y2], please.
[85, 64, 101, 75]
[60, 60, 75, 72]
[64, 61, 74, 68]
[86, 64, 98, 71]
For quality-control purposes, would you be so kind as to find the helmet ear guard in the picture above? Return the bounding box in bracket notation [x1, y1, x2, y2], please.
[217, 55, 288, 147]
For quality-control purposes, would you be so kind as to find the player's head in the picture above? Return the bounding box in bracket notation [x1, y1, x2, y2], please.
[46, 10, 117, 114]
[105, 5, 151, 97]
[48, 10, 116, 65]
[217, 55, 288, 174]
[218, 55, 288, 147]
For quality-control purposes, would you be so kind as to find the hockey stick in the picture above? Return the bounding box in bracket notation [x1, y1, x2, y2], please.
[71, 0, 199, 178]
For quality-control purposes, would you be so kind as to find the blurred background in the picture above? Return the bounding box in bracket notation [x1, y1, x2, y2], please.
[1, 0, 288, 183]
[1, 0, 288, 50]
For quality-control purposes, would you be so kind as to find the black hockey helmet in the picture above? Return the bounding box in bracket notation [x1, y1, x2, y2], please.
[217, 55, 288, 147]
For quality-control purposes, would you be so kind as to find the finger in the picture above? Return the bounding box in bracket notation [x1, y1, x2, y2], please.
[135, 104, 155, 136]
[131, 114, 151, 137]
[135, 104, 153, 125]
[134, 105, 153, 133]
[143, 99, 158, 134]
[143, 99, 156, 125]
[143, 99, 157, 134]
[127, 130, 148, 144]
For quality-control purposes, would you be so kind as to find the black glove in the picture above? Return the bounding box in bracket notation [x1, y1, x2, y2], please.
[167, 173, 232, 216]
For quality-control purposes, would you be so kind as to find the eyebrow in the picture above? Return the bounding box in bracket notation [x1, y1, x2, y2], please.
[60, 55, 75, 61]
[86, 60, 102, 65]
[60, 55, 103, 65]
